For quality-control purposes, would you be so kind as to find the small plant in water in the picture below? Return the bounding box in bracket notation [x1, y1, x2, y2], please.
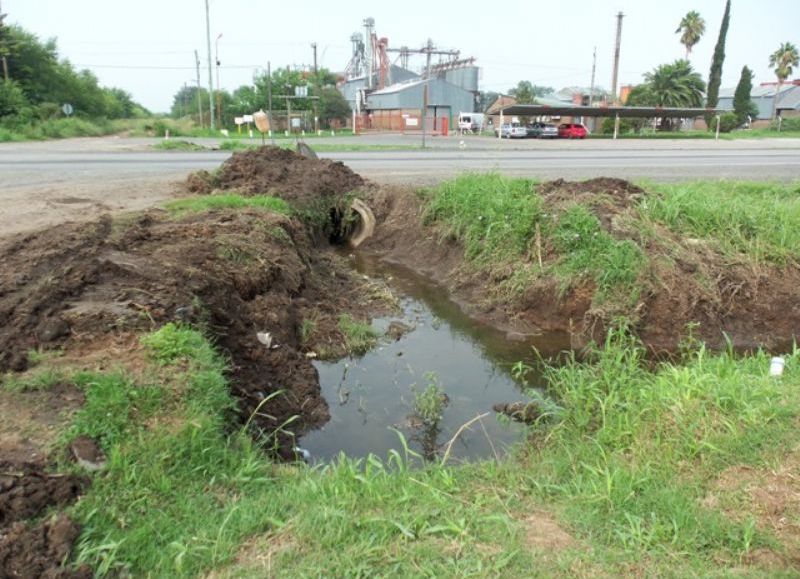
[411, 372, 449, 461]
[412, 372, 448, 427]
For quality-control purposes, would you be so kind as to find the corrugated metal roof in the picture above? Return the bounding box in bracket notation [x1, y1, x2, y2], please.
[498, 104, 715, 118]
[369, 79, 427, 95]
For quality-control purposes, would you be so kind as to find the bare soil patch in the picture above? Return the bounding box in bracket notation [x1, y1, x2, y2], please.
[0, 515, 91, 578]
[709, 447, 800, 568]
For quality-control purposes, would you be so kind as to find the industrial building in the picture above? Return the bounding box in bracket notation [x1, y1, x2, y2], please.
[338, 18, 479, 133]
[716, 80, 800, 123]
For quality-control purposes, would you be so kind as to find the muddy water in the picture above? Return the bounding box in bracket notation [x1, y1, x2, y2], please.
[299, 255, 571, 463]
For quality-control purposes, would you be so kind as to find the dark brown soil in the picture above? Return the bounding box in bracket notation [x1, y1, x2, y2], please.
[0, 464, 86, 528]
[188, 146, 365, 205]
[0, 515, 91, 578]
[361, 179, 800, 353]
[0, 207, 391, 456]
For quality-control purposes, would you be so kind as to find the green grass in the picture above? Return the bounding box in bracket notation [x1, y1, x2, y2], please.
[552, 205, 645, 302]
[338, 313, 380, 355]
[423, 173, 542, 263]
[530, 328, 800, 563]
[422, 173, 645, 308]
[152, 139, 207, 151]
[643, 181, 800, 264]
[0, 117, 115, 142]
[165, 194, 292, 216]
[20, 319, 792, 577]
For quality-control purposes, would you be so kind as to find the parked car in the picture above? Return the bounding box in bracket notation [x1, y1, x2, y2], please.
[557, 123, 588, 139]
[527, 122, 559, 138]
[495, 123, 528, 138]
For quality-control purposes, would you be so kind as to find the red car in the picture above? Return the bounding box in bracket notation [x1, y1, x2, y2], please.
[558, 123, 588, 139]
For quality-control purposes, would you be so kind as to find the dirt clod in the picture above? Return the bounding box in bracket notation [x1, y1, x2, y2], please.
[0, 464, 86, 528]
[0, 515, 91, 579]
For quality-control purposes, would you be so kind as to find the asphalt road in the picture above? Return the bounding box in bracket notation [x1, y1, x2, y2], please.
[1, 135, 798, 236]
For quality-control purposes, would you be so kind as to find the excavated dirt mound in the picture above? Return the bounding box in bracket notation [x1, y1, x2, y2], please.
[188, 146, 365, 204]
[362, 179, 800, 353]
[0, 515, 91, 578]
[0, 208, 390, 456]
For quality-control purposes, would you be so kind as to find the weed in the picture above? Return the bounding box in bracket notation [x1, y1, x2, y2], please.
[337, 314, 379, 355]
[412, 373, 448, 427]
[299, 317, 317, 346]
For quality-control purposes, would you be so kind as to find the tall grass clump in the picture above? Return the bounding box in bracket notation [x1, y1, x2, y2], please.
[338, 313, 379, 355]
[530, 326, 800, 557]
[552, 205, 645, 302]
[422, 173, 543, 263]
[644, 181, 800, 264]
[71, 323, 278, 577]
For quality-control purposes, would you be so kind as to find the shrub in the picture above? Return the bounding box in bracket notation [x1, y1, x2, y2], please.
[716, 112, 739, 133]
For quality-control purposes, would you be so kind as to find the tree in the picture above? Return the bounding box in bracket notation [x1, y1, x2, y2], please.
[508, 81, 535, 104]
[477, 90, 499, 112]
[768, 42, 799, 119]
[624, 61, 705, 131]
[706, 0, 731, 125]
[531, 85, 555, 98]
[643, 60, 705, 108]
[675, 11, 706, 59]
[318, 87, 351, 127]
[732, 66, 758, 125]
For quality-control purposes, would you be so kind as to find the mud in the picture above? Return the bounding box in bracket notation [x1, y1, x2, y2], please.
[188, 146, 365, 205]
[361, 178, 800, 353]
[0, 205, 392, 457]
[0, 515, 91, 578]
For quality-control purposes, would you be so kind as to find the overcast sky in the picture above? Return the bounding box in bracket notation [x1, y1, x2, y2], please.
[5, 0, 799, 112]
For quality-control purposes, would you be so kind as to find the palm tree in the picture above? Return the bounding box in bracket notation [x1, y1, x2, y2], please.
[644, 60, 706, 108]
[768, 42, 800, 119]
[675, 11, 706, 59]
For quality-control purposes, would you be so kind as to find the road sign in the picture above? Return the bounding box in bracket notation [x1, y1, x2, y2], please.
[234, 117, 244, 126]
[62, 103, 74, 116]
[242, 114, 254, 123]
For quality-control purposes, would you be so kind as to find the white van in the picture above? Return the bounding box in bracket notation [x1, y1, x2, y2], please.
[458, 112, 485, 133]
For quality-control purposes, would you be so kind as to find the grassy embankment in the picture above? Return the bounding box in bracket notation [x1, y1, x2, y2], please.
[4, 177, 800, 576]
[422, 174, 800, 317]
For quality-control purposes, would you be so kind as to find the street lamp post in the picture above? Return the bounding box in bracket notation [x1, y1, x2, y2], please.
[215, 33, 223, 130]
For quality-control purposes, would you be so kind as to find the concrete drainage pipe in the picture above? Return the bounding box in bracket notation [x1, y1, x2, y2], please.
[348, 199, 375, 248]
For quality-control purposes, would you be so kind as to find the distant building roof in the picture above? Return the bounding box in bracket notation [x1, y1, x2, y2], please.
[368, 78, 427, 96]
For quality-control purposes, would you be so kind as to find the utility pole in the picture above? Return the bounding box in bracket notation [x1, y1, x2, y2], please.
[589, 46, 597, 107]
[611, 11, 624, 139]
[421, 39, 433, 148]
[215, 33, 222, 129]
[311, 42, 318, 77]
[311, 43, 319, 133]
[611, 12, 624, 104]
[204, 0, 215, 131]
[0, 0, 9, 82]
[266, 61, 274, 143]
[194, 50, 203, 128]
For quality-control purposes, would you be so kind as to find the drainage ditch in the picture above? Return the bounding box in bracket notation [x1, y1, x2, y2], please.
[299, 253, 571, 463]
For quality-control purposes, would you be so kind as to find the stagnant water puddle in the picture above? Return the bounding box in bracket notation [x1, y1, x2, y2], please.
[299, 254, 571, 463]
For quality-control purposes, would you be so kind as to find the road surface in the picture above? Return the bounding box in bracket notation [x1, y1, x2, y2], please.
[1, 135, 798, 236]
